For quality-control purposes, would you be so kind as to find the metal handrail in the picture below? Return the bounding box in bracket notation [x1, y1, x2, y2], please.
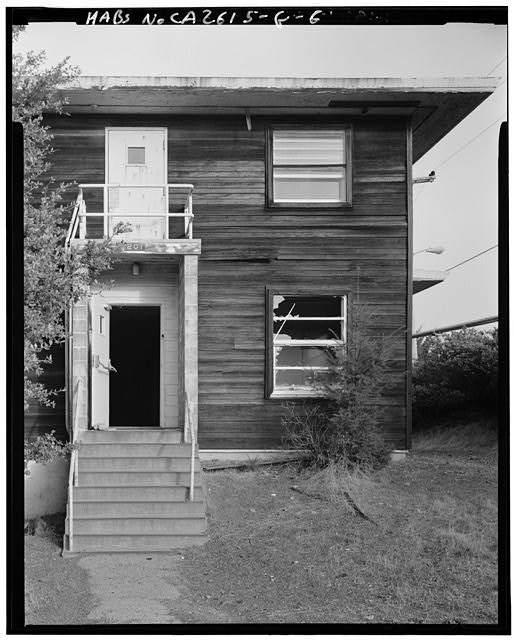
[79, 183, 194, 189]
[67, 183, 194, 241]
[67, 451, 75, 551]
[67, 377, 82, 552]
[76, 212, 193, 218]
[65, 188, 83, 250]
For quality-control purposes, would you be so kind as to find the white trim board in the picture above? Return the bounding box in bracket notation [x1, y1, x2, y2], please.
[96, 272, 179, 429]
[199, 449, 309, 464]
[199, 449, 409, 464]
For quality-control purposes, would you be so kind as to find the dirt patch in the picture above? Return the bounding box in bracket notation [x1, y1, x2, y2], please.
[77, 553, 231, 624]
[78, 554, 183, 624]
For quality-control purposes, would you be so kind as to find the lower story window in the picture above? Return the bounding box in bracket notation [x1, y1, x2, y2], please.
[269, 293, 347, 396]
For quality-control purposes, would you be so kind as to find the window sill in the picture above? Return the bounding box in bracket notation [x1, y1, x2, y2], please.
[266, 203, 353, 213]
[269, 390, 326, 400]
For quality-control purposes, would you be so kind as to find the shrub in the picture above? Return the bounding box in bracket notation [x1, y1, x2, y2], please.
[24, 431, 76, 476]
[282, 304, 392, 470]
[412, 328, 498, 423]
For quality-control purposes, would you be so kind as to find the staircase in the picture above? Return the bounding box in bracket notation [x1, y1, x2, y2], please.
[63, 429, 207, 553]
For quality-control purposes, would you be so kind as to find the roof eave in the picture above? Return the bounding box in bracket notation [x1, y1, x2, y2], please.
[413, 268, 449, 294]
[55, 76, 500, 161]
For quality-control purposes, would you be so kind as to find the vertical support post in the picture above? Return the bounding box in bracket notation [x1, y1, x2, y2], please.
[65, 304, 72, 437]
[406, 124, 413, 450]
[79, 201, 87, 240]
[187, 191, 193, 239]
[165, 185, 169, 240]
[103, 183, 109, 239]
[183, 198, 189, 240]
[71, 297, 89, 433]
[179, 255, 199, 443]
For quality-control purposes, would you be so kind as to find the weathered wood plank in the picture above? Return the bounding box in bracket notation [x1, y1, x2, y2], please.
[41, 113, 409, 450]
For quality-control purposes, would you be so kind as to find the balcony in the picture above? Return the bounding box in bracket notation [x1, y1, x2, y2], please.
[66, 183, 195, 245]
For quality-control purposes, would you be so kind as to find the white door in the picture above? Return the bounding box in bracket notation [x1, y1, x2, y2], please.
[106, 128, 167, 239]
[91, 295, 113, 429]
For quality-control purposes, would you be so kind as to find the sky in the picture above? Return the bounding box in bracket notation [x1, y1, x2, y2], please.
[13, 16, 507, 332]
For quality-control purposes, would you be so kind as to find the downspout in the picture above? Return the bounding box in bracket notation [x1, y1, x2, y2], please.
[65, 304, 74, 437]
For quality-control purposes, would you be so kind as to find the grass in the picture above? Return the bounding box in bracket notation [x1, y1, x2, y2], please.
[414, 419, 497, 453]
[176, 422, 498, 624]
[24, 514, 93, 626]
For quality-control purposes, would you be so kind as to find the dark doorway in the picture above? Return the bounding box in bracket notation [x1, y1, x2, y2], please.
[110, 306, 160, 427]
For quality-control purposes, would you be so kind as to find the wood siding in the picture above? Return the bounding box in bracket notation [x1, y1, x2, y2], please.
[24, 343, 67, 441]
[39, 114, 409, 449]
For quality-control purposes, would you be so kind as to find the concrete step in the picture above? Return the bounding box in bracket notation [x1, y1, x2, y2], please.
[78, 443, 193, 458]
[79, 429, 183, 444]
[67, 516, 207, 536]
[77, 471, 202, 487]
[73, 500, 206, 518]
[66, 533, 208, 552]
[73, 485, 203, 502]
[79, 457, 198, 473]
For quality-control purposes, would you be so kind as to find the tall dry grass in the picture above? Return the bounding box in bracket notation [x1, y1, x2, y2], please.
[301, 460, 378, 517]
[413, 420, 497, 454]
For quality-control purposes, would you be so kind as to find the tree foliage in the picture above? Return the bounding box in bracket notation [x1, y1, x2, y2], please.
[412, 327, 498, 420]
[282, 304, 392, 470]
[14, 27, 118, 412]
[24, 430, 76, 475]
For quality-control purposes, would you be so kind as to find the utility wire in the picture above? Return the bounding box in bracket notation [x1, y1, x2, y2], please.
[446, 244, 498, 271]
[487, 56, 507, 75]
[412, 62, 506, 185]
[413, 113, 506, 205]
[433, 114, 506, 172]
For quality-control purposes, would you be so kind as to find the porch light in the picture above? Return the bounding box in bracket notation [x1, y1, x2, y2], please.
[132, 262, 140, 276]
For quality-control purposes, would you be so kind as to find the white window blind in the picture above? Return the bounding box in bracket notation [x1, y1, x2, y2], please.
[272, 130, 348, 204]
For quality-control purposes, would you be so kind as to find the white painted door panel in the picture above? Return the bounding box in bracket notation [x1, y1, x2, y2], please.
[91, 295, 111, 428]
[107, 129, 167, 239]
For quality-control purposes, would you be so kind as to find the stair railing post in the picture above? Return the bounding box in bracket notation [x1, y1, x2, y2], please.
[183, 194, 188, 239]
[67, 454, 74, 551]
[185, 393, 195, 501]
[67, 377, 83, 552]
[188, 191, 193, 239]
[79, 197, 87, 240]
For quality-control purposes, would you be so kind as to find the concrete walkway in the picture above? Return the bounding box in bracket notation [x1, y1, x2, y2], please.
[77, 554, 186, 624]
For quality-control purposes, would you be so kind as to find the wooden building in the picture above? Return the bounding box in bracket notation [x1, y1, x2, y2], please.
[24, 76, 497, 552]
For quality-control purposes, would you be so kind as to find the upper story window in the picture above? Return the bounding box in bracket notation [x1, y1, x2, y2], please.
[268, 128, 352, 208]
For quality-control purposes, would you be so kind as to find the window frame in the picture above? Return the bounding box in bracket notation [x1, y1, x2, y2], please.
[126, 145, 147, 166]
[266, 125, 353, 210]
[265, 287, 351, 399]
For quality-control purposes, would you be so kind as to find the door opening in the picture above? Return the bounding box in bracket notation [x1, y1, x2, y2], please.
[109, 306, 160, 427]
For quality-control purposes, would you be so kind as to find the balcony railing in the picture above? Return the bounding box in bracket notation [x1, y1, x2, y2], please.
[66, 183, 194, 244]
